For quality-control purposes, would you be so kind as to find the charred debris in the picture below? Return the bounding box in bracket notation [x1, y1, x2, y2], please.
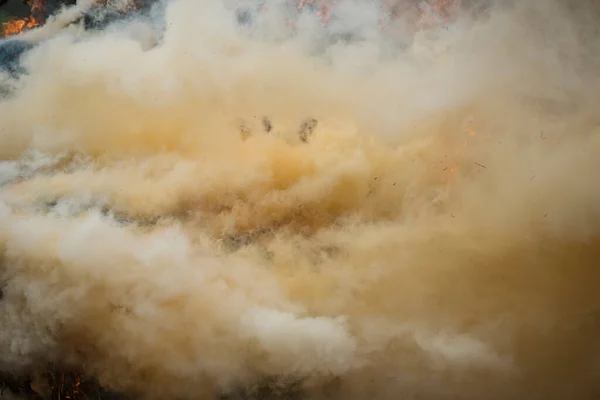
[240, 116, 318, 143]
[0, 368, 125, 400]
[0, 369, 309, 400]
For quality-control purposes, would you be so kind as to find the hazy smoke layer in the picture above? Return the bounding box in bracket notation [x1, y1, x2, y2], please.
[1, 0, 600, 399]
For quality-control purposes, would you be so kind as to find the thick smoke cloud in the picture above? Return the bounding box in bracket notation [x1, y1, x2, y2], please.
[1, 0, 600, 399]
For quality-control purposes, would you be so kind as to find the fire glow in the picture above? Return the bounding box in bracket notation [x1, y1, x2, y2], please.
[1, 0, 44, 37]
[1, 16, 39, 36]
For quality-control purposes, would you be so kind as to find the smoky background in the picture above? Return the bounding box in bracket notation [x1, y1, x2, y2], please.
[0, 0, 599, 399]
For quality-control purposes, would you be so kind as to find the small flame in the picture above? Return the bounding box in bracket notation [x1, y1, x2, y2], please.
[51, 370, 82, 400]
[2, 16, 40, 37]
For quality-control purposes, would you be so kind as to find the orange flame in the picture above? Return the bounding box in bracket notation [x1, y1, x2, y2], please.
[1, 0, 45, 37]
[2, 16, 40, 37]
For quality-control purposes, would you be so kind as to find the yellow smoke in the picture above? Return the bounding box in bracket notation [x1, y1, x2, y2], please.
[0, 0, 599, 399]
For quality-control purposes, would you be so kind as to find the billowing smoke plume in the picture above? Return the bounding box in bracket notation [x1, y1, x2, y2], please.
[1, 0, 600, 399]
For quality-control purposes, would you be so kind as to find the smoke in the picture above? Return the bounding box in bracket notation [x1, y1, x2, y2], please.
[1, 0, 600, 398]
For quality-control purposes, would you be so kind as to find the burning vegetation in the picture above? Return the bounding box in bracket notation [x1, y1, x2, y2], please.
[0, 0, 44, 36]
[2, 16, 39, 36]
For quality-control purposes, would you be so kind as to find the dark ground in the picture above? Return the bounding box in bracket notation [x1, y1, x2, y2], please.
[0, 369, 126, 400]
